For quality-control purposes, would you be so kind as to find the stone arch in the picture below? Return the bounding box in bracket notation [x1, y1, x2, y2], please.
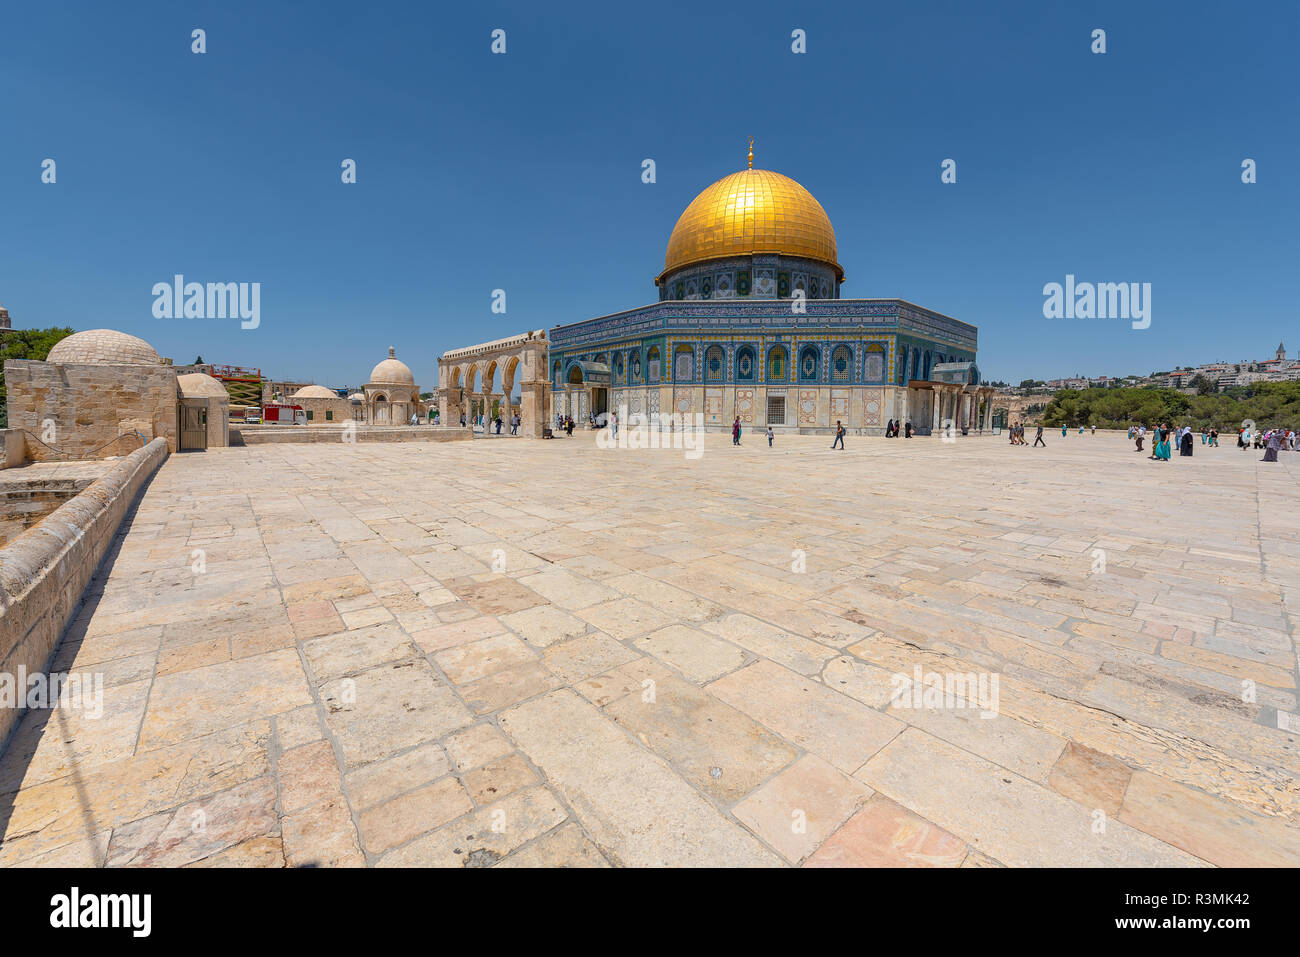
[647, 346, 661, 382]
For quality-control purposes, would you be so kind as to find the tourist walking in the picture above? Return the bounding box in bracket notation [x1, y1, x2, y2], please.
[1262, 430, 1282, 462]
[732, 416, 741, 446]
[886, 418, 895, 438]
[766, 425, 774, 447]
[1209, 427, 1218, 447]
[1033, 426, 1046, 447]
[904, 420, 913, 438]
[831, 421, 845, 450]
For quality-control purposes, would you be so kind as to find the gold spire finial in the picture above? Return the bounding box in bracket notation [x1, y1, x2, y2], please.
[747, 136, 754, 169]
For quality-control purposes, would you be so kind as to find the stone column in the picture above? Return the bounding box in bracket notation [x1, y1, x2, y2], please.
[931, 388, 941, 433]
[519, 379, 546, 438]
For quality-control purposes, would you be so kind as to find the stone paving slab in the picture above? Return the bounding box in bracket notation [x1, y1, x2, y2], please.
[0, 432, 1296, 867]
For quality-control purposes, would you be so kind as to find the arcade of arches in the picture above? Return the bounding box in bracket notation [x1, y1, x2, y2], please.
[437, 331, 550, 438]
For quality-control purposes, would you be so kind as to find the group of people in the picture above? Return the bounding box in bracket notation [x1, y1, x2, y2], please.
[730, 417, 777, 447]
[1007, 422, 1045, 446]
[1236, 425, 1297, 461]
[1125, 423, 1296, 462]
[1248, 427, 1296, 462]
[1135, 424, 1190, 461]
[883, 419, 912, 438]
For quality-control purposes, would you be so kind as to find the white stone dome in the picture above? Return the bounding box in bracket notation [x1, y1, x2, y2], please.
[177, 372, 230, 400]
[47, 329, 161, 365]
[369, 346, 414, 385]
[292, 385, 340, 399]
[348, 392, 364, 403]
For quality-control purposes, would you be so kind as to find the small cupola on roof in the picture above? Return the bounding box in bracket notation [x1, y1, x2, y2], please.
[369, 346, 415, 385]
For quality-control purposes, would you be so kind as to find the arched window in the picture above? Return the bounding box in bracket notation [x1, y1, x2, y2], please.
[831, 345, 851, 382]
[647, 347, 661, 382]
[910, 350, 920, 381]
[615, 352, 625, 381]
[798, 346, 819, 381]
[705, 345, 724, 381]
[735, 346, 756, 381]
[923, 351, 932, 379]
[768, 346, 787, 382]
[630, 351, 641, 382]
[552, 360, 562, 388]
[673, 345, 694, 381]
[865, 344, 885, 381]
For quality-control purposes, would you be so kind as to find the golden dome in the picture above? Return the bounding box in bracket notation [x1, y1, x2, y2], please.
[660, 167, 841, 282]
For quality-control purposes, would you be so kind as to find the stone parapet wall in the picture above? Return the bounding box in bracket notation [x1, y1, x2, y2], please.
[0, 430, 25, 469]
[235, 426, 471, 445]
[0, 437, 168, 749]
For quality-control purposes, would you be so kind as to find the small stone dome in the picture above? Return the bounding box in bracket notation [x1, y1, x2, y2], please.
[177, 372, 230, 400]
[348, 392, 364, 404]
[47, 329, 161, 366]
[292, 385, 340, 399]
[369, 347, 414, 385]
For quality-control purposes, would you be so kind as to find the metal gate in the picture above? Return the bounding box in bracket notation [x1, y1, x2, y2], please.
[180, 402, 208, 450]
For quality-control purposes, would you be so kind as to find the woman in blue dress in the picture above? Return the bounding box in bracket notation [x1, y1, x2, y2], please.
[1154, 424, 1172, 461]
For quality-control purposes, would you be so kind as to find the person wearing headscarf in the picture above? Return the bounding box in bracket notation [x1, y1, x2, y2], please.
[1262, 429, 1282, 462]
[1179, 427, 1193, 456]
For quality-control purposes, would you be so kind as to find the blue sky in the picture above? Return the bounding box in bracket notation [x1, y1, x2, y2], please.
[2, 0, 1295, 389]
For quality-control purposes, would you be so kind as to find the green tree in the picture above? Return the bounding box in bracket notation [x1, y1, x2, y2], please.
[0, 327, 76, 427]
[1041, 382, 1300, 431]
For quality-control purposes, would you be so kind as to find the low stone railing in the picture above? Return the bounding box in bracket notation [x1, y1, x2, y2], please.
[0, 437, 168, 749]
[234, 425, 471, 445]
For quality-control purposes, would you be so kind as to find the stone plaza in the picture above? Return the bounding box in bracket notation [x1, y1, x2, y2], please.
[0, 429, 1295, 867]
